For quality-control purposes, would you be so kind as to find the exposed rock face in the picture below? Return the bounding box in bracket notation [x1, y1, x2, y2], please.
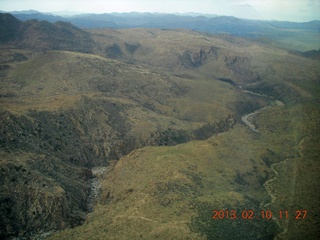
[179, 46, 225, 69]
[0, 110, 95, 238]
[178, 46, 257, 81]
[0, 157, 91, 238]
[180, 49, 208, 68]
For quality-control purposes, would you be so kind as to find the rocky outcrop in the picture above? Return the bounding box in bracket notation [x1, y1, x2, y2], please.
[180, 46, 223, 69]
[179, 46, 257, 81]
[0, 152, 92, 239]
[0, 108, 97, 238]
[180, 48, 208, 68]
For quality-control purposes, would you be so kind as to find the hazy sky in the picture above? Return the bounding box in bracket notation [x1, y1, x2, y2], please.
[1, 0, 319, 22]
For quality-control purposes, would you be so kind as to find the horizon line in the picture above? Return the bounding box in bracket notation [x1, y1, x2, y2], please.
[1, 9, 319, 23]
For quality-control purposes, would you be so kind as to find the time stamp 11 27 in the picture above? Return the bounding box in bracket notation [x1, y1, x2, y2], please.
[212, 209, 307, 220]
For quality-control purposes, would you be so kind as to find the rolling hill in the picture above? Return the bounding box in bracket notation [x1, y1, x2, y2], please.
[0, 13, 319, 239]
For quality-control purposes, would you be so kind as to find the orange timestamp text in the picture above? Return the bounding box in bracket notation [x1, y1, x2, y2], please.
[212, 209, 307, 220]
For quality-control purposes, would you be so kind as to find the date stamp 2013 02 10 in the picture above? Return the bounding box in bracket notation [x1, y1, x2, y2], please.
[212, 209, 307, 220]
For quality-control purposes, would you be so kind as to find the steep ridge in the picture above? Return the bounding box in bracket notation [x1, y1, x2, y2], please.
[0, 13, 94, 52]
[0, 13, 21, 43]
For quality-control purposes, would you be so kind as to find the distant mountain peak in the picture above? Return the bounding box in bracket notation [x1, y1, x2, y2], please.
[9, 9, 42, 14]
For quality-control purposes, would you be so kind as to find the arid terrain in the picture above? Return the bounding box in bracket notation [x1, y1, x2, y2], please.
[0, 13, 319, 239]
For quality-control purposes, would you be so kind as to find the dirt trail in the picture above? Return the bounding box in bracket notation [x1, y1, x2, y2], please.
[241, 87, 290, 238]
[240, 89, 284, 133]
[241, 105, 271, 133]
[271, 138, 305, 240]
[261, 159, 289, 237]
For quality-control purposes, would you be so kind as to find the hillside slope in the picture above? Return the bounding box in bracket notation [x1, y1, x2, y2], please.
[0, 14, 319, 239]
[90, 28, 320, 103]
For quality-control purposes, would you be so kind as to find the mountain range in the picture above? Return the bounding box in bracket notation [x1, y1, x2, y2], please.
[0, 12, 319, 240]
[3, 10, 320, 51]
